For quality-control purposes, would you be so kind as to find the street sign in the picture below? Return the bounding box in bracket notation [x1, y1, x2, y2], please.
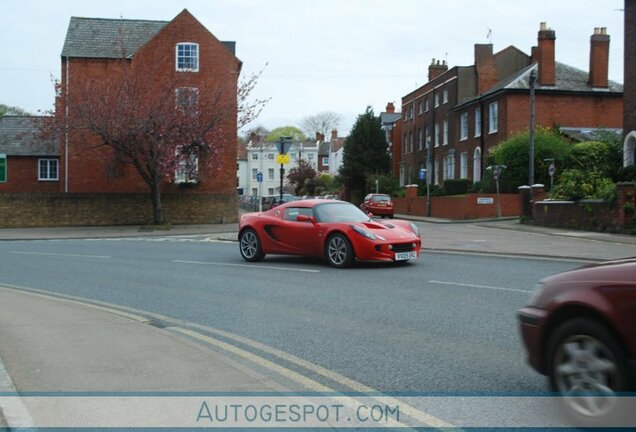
[548, 163, 556, 177]
[0, 154, 6, 183]
[275, 137, 293, 155]
[477, 197, 494, 205]
[276, 154, 290, 164]
[256, 172, 263, 182]
[419, 168, 426, 180]
[493, 169, 499, 181]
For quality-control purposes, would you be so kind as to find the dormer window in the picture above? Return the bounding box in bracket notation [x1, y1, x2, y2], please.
[176, 43, 199, 72]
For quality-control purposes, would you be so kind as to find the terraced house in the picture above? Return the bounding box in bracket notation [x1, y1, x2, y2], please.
[397, 22, 623, 186]
[1, 9, 241, 226]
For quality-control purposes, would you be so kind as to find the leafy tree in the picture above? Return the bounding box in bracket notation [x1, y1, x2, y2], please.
[0, 104, 31, 116]
[300, 111, 342, 138]
[568, 138, 623, 180]
[490, 127, 572, 192]
[286, 159, 317, 195]
[44, 57, 268, 224]
[339, 106, 390, 203]
[266, 126, 307, 142]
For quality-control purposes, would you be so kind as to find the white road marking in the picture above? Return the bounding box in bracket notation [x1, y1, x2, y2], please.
[171, 260, 320, 273]
[8, 251, 110, 259]
[428, 279, 532, 294]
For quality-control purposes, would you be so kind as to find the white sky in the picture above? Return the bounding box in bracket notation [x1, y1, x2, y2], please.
[1, 0, 625, 135]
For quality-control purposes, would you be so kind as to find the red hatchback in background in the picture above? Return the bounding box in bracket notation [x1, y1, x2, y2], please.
[360, 193, 394, 218]
[517, 258, 636, 426]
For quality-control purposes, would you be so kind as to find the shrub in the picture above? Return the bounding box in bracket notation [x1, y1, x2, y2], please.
[443, 179, 472, 195]
[550, 169, 616, 202]
[569, 140, 623, 180]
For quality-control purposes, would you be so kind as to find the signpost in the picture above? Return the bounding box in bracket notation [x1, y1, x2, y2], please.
[545, 158, 556, 191]
[0, 154, 6, 183]
[256, 171, 263, 212]
[276, 136, 293, 200]
[486, 165, 506, 218]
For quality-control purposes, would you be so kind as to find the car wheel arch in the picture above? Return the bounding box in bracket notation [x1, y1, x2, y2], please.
[540, 303, 630, 375]
[323, 230, 356, 255]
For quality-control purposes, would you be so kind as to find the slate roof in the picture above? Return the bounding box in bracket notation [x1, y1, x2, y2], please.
[560, 127, 622, 143]
[318, 141, 330, 155]
[456, 62, 623, 109]
[61, 16, 236, 59]
[0, 116, 59, 156]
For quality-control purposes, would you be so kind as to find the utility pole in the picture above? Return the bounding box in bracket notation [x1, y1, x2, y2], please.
[529, 69, 537, 200]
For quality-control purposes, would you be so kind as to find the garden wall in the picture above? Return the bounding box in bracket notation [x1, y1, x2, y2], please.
[0, 192, 237, 228]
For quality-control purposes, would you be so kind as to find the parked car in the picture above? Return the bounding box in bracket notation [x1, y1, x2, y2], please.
[360, 193, 394, 218]
[517, 258, 636, 426]
[238, 200, 421, 268]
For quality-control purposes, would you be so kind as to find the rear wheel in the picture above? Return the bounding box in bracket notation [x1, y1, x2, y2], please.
[546, 318, 632, 426]
[325, 234, 354, 268]
[239, 228, 265, 262]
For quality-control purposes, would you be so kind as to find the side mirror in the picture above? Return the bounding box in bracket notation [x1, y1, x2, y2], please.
[296, 214, 317, 224]
[368, 212, 374, 218]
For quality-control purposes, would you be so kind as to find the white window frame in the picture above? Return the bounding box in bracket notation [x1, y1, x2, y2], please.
[268, 188, 275, 196]
[445, 155, 455, 180]
[176, 42, 199, 72]
[418, 128, 423, 151]
[252, 188, 258, 196]
[434, 124, 440, 148]
[252, 168, 258, 180]
[434, 159, 439, 185]
[252, 153, 258, 160]
[443, 120, 448, 146]
[322, 157, 329, 166]
[488, 101, 498, 134]
[460, 152, 468, 179]
[460, 112, 468, 141]
[443, 89, 449, 104]
[174, 150, 199, 184]
[474, 108, 482, 137]
[434, 93, 440, 107]
[38, 158, 59, 181]
[268, 168, 275, 180]
[418, 100, 423, 115]
[425, 98, 429, 112]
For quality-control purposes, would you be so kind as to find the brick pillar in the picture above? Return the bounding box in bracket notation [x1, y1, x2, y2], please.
[518, 185, 532, 220]
[616, 182, 636, 229]
[405, 184, 418, 215]
[532, 184, 546, 202]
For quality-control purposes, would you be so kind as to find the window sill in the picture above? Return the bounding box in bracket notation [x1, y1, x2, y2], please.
[488, 130, 498, 135]
[38, 179, 59, 182]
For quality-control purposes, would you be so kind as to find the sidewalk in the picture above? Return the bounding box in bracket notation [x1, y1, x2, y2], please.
[0, 287, 290, 428]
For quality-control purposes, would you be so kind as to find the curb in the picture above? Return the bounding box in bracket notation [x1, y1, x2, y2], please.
[0, 352, 35, 430]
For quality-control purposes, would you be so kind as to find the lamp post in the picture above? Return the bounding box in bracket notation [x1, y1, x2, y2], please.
[529, 69, 537, 199]
[486, 164, 507, 218]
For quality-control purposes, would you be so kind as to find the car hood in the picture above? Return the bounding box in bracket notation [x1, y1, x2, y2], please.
[541, 257, 636, 285]
[352, 220, 418, 241]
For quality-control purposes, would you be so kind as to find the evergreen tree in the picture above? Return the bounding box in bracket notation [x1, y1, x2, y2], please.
[339, 106, 390, 203]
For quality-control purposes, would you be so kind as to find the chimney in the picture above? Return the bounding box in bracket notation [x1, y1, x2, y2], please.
[386, 102, 395, 113]
[589, 27, 610, 88]
[428, 58, 448, 82]
[537, 22, 556, 86]
[331, 129, 338, 141]
[315, 132, 325, 142]
[474, 44, 498, 93]
[530, 46, 539, 64]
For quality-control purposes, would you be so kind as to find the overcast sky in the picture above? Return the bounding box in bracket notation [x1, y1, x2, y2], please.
[1, 0, 625, 135]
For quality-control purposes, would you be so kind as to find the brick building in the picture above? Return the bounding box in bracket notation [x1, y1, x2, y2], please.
[624, 0, 636, 166]
[396, 23, 623, 186]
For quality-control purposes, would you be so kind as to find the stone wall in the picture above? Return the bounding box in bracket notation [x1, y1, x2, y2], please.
[0, 193, 237, 227]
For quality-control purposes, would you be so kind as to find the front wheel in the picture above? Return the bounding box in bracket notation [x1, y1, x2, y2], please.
[546, 318, 632, 426]
[325, 234, 354, 268]
[239, 228, 265, 262]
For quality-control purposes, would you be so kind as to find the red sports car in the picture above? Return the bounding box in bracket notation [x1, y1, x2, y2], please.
[239, 200, 421, 268]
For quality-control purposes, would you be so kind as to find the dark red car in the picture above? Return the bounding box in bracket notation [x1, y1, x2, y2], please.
[239, 200, 421, 268]
[517, 258, 636, 425]
[360, 193, 394, 218]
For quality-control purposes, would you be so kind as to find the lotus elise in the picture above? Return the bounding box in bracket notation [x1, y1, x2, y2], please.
[238, 200, 421, 268]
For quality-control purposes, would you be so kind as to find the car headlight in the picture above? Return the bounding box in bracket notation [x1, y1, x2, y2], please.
[409, 222, 420, 237]
[351, 225, 377, 240]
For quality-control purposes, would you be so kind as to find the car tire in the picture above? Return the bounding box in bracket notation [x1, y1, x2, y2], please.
[546, 318, 633, 427]
[325, 233, 354, 268]
[239, 228, 265, 262]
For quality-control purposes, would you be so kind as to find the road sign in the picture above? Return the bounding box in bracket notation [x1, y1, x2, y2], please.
[548, 163, 556, 177]
[0, 154, 6, 183]
[275, 137, 293, 155]
[276, 154, 290, 164]
[419, 168, 426, 180]
[493, 169, 499, 181]
[256, 172, 263, 182]
[477, 197, 494, 205]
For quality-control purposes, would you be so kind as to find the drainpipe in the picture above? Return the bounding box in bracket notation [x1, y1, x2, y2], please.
[64, 56, 69, 193]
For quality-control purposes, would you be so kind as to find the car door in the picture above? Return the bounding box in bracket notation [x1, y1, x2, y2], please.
[271, 207, 322, 256]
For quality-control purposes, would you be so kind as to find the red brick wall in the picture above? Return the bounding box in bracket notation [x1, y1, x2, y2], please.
[58, 10, 239, 196]
[0, 157, 60, 193]
[394, 193, 520, 219]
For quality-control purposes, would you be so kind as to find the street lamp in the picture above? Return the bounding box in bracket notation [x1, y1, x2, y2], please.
[529, 69, 537, 199]
[486, 164, 507, 218]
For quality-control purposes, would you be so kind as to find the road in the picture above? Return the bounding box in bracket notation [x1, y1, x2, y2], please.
[0, 235, 579, 394]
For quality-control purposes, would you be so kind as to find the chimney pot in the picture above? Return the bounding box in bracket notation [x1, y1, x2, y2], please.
[331, 129, 338, 140]
[540, 22, 547, 31]
[386, 102, 395, 113]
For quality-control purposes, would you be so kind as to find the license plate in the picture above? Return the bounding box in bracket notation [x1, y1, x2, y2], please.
[394, 251, 417, 261]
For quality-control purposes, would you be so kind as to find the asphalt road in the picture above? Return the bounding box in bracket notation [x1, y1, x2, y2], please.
[0, 235, 582, 396]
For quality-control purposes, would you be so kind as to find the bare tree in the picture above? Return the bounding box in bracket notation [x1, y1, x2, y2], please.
[45, 56, 268, 224]
[300, 111, 342, 139]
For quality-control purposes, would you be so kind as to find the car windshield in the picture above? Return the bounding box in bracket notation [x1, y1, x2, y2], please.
[372, 195, 391, 202]
[314, 202, 371, 223]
